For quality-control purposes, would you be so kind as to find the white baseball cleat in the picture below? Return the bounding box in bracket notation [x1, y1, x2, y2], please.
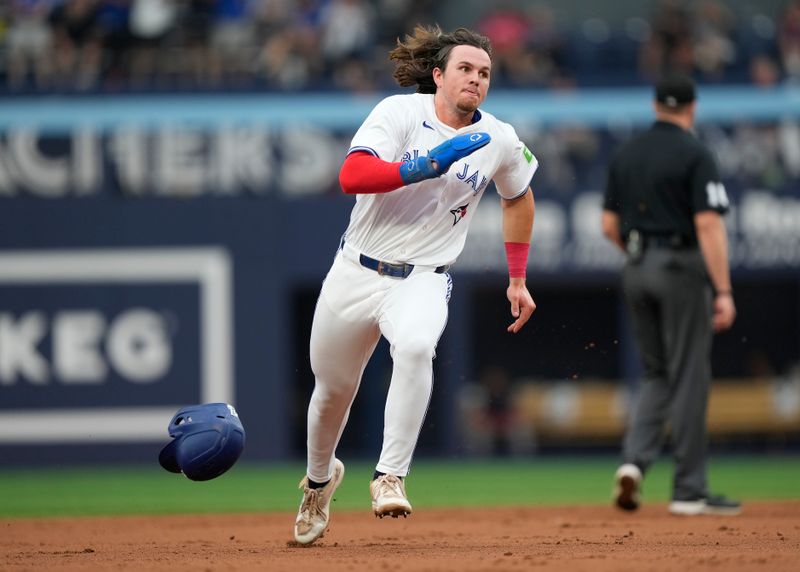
[370, 474, 412, 518]
[294, 459, 345, 545]
[613, 463, 642, 511]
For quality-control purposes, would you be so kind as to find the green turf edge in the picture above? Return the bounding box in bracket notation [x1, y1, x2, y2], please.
[1, 456, 798, 518]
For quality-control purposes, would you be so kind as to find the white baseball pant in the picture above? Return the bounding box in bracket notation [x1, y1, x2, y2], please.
[306, 244, 451, 482]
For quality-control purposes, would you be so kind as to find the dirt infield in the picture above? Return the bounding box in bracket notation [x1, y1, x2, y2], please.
[2, 501, 798, 571]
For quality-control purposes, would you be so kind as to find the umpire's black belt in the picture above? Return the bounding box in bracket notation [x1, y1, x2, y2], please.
[644, 233, 698, 249]
[628, 232, 697, 250]
[342, 239, 448, 279]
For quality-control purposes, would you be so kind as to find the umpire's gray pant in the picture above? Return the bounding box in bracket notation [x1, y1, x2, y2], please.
[621, 247, 714, 501]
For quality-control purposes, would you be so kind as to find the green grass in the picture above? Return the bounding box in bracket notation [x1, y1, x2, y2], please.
[1, 455, 798, 518]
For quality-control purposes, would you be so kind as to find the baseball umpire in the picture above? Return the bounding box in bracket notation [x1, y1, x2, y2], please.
[293, 25, 538, 545]
[602, 74, 740, 516]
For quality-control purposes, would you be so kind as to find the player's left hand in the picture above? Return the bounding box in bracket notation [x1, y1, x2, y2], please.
[506, 278, 536, 333]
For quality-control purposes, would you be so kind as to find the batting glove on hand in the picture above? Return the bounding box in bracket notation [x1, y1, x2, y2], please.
[400, 132, 491, 185]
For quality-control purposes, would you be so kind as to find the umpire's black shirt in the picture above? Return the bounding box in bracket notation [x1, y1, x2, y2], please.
[603, 120, 729, 242]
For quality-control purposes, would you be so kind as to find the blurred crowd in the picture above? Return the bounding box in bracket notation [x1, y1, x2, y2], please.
[0, 0, 795, 94]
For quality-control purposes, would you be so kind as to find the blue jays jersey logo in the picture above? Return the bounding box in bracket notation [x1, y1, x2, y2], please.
[455, 164, 488, 195]
[401, 149, 420, 162]
[450, 203, 469, 226]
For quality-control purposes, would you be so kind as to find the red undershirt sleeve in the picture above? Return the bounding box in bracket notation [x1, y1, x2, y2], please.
[339, 151, 406, 195]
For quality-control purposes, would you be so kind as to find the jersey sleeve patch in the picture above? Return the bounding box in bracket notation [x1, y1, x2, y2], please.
[522, 145, 534, 164]
[705, 181, 730, 210]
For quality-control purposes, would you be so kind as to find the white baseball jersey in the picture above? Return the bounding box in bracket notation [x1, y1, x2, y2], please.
[344, 93, 539, 267]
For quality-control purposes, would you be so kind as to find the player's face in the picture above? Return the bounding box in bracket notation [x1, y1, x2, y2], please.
[434, 45, 491, 114]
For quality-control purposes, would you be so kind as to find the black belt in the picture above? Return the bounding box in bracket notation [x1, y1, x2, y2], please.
[358, 252, 448, 279]
[626, 231, 697, 251]
[341, 238, 448, 278]
[643, 234, 697, 249]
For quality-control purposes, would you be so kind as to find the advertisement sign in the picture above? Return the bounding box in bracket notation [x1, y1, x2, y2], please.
[0, 248, 232, 443]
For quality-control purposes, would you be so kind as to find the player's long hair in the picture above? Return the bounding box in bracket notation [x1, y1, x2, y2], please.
[389, 25, 492, 94]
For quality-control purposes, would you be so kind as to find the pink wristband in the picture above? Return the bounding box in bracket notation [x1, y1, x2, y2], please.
[504, 242, 529, 278]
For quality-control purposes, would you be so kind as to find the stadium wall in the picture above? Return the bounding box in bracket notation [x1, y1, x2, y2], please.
[0, 86, 798, 465]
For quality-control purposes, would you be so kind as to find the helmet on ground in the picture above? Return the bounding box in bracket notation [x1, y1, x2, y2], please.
[158, 403, 245, 481]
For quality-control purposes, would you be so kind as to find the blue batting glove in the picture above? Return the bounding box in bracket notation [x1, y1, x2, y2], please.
[400, 132, 491, 185]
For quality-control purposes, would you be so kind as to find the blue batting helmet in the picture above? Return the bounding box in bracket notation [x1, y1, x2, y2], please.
[158, 403, 245, 481]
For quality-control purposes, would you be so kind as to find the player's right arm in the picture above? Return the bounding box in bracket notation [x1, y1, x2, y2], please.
[339, 152, 406, 194]
[339, 133, 491, 194]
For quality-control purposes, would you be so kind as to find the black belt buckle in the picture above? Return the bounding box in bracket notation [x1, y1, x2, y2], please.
[668, 234, 691, 249]
[376, 260, 412, 278]
[626, 229, 644, 263]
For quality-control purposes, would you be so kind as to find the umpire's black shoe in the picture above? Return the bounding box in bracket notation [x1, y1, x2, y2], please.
[613, 463, 642, 511]
[669, 494, 742, 516]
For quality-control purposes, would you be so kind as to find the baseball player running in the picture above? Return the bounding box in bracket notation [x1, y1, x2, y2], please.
[294, 25, 539, 545]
